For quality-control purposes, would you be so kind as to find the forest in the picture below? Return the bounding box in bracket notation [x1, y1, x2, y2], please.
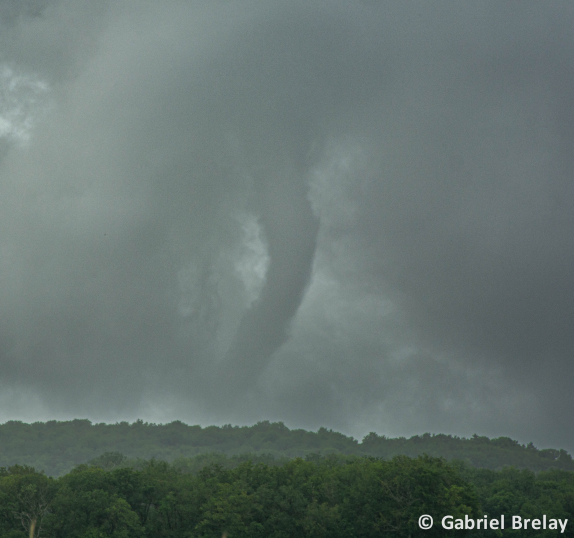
[0, 420, 572, 477]
[2, 421, 574, 536]
[2, 453, 574, 537]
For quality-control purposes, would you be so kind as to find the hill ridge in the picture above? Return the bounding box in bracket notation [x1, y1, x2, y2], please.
[0, 419, 571, 476]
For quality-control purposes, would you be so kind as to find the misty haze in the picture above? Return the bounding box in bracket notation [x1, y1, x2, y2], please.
[1, 0, 574, 455]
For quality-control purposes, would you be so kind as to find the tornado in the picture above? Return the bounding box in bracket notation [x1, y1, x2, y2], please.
[220, 164, 320, 396]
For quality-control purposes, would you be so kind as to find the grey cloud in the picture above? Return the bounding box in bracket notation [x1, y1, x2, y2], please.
[0, 1, 574, 450]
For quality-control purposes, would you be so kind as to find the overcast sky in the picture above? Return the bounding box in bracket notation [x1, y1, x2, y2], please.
[1, 0, 573, 450]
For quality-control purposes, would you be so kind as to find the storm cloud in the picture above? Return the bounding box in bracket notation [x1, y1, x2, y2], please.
[1, 0, 574, 450]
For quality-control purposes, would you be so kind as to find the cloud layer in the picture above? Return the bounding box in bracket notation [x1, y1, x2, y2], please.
[1, 0, 574, 450]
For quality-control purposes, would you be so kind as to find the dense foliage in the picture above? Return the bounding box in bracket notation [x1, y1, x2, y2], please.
[0, 420, 572, 478]
[1, 455, 574, 538]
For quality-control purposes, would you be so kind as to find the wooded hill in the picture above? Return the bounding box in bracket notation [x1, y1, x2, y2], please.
[0, 419, 571, 477]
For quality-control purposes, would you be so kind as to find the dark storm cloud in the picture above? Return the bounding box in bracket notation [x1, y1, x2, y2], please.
[1, 0, 574, 450]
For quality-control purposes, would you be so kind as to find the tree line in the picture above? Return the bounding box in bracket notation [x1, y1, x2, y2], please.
[0, 420, 572, 477]
[2, 453, 574, 537]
